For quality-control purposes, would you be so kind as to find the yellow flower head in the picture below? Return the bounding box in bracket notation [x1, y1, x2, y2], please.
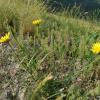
[91, 42, 100, 54]
[0, 32, 11, 43]
[32, 19, 42, 25]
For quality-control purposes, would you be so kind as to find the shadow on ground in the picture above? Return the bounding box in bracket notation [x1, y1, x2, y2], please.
[45, 0, 100, 11]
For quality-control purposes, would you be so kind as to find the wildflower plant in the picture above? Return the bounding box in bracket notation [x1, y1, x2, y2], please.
[0, 32, 11, 44]
[32, 19, 43, 49]
[32, 19, 42, 25]
[91, 42, 100, 54]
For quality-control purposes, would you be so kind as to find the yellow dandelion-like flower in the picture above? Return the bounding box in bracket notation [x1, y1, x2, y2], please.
[91, 42, 100, 54]
[0, 32, 11, 43]
[32, 19, 42, 25]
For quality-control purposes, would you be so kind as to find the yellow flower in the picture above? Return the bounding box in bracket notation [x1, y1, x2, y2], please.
[91, 42, 100, 54]
[32, 19, 42, 25]
[0, 32, 11, 43]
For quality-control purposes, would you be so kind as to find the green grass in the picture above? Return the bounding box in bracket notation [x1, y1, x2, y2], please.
[0, 0, 100, 100]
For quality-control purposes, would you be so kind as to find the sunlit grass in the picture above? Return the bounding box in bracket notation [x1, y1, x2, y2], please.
[0, 0, 100, 99]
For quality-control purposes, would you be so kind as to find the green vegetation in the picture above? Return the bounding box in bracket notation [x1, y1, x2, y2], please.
[0, 0, 100, 100]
